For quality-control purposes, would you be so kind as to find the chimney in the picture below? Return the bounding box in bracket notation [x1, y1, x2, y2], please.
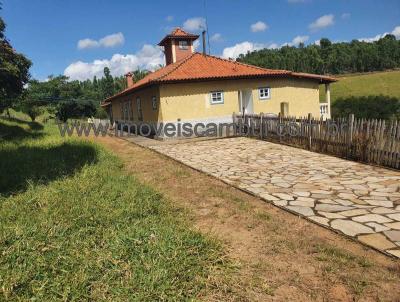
[202, 30, 206, 55]
[125, 72, 134, 88]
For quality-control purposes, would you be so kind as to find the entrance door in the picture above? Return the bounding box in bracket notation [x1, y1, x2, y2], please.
[280, 102, 289, 117]
[239, 90, 253, 114]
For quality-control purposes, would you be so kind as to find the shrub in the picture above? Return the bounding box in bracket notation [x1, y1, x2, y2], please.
[56, 100, 97, 122]
[20, 104, 44, 121]
[94, 107, 109, 119]
[331, 95, 400, 120]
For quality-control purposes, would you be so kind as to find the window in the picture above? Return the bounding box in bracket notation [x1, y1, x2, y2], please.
[259, 87, 271, 100]
[178, 40, 188, 50]
[209, 91, 224, 104]
[151, 96, 157, 110]
[136, 97, 143, 121]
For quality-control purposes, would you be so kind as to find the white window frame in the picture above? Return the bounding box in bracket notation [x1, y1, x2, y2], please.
[209, 91, 224, 105]
[178, 40, 188, 50]
[151, 96, 157, 110]
[258, 87, 271, 100]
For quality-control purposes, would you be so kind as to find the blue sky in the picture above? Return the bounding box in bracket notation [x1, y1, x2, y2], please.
[2, 0, 400, 81]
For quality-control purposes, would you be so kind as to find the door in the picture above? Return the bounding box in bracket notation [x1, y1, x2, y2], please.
[280, 102, 289, 117]
[239, 90, 253, 114]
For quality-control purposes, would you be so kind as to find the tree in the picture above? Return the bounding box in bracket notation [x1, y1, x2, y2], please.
[19, 65, 150, 121]
[101, 67, 114, 99]
[237, 35, 400, 75]
[21, 103, 44, 121]
[56, 100, 97, 122]
[0, 11, 31, 114]
[132, 69, 150, 82]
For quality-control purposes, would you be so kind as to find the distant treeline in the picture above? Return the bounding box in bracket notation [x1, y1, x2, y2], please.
[18, 68, 150, 121]
[237, 35, 400, 75]
[26, 68, 150, 105]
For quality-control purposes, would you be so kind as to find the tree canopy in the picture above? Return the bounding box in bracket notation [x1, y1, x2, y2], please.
[0, 12, 32, 113]
[237, 35, 400, 75]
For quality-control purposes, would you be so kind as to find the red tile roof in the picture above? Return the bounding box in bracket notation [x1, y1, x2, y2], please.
[158, 28, 199, 45]
[104, 53, 337, 103]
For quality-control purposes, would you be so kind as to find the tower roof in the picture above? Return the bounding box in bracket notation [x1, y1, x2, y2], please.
[158, 28, 199, 46]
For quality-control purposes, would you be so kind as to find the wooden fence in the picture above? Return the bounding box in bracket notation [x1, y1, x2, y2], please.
[232, 113, 400, 170]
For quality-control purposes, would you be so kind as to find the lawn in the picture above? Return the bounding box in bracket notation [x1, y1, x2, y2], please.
[319, 70, 400, 102]
[0, 116, 225, 301]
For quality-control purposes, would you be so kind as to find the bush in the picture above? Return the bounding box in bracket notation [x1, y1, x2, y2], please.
[56, 100, 97, 122]
[331, 95, 400, 119]
[20, 104, 44, 121]
[94, 107, 109, 119]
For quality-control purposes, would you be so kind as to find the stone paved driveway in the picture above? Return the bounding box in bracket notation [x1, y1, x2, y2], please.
[149, 137, 400, 258]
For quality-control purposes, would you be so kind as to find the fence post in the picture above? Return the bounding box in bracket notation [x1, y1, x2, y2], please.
[232, 112, 236, 136]
[348, 114, 354, 157]
[260, 112, 264, 139]
[308, 113, 312, 150]
[278, 113, 282, 143]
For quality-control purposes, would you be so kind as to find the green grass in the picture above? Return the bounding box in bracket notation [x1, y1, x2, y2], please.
[319, 70, 400, 102]
[0, 117, 225, 301]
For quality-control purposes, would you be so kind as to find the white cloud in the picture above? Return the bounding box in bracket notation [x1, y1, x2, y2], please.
[251, 21, 268, 32]
[210, 33, 223, 42]
[291, 35, 309, 45]
[65, 44, 164, 81]
[99, 33, 125, 48]
[166, 15, 174, 22]
[77, 39, 99, 49]
[309, 14, 335, 31]
[341, 13, 351, 19]
[222, 41, 269, 59]
[193, 39, 200, 51]
[77, 32, 125, 50]
[359, 34, 385, 43]
[183, 17, 206, 32]
[281, 35, 310, 47]
[392, 26, 400, 38]
[359, 25, 400, 42]
[314, 39, 321, 46]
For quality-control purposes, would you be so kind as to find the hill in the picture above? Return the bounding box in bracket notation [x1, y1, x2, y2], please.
[319, 70, 400, 102]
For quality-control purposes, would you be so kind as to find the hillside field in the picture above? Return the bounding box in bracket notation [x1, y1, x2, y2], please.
[319, 70, 400, 102]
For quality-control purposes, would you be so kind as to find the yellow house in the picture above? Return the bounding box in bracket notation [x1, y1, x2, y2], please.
[102, 28, 336, 137]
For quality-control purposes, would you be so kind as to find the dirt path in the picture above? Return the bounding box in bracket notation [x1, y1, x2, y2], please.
[95, 135, 400, 301]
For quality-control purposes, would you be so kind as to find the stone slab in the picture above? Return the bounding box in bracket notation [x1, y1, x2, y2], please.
[315, 204, 353, 212]
[383, 230, 400, 242]
[387, 213, 400, 221]
[358, 233, 397, 250]
[331, 219, 374, 236]
[352, 214, 393, 224]
[384, 222, 400, 230]
[285, 206, 314, 217]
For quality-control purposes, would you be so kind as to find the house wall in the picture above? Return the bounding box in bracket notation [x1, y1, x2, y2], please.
[158, 77, 320, 123]
[111, 85, 161, 122]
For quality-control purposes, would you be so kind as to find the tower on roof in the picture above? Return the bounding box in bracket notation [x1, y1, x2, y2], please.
[158, 28, 199, 65]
